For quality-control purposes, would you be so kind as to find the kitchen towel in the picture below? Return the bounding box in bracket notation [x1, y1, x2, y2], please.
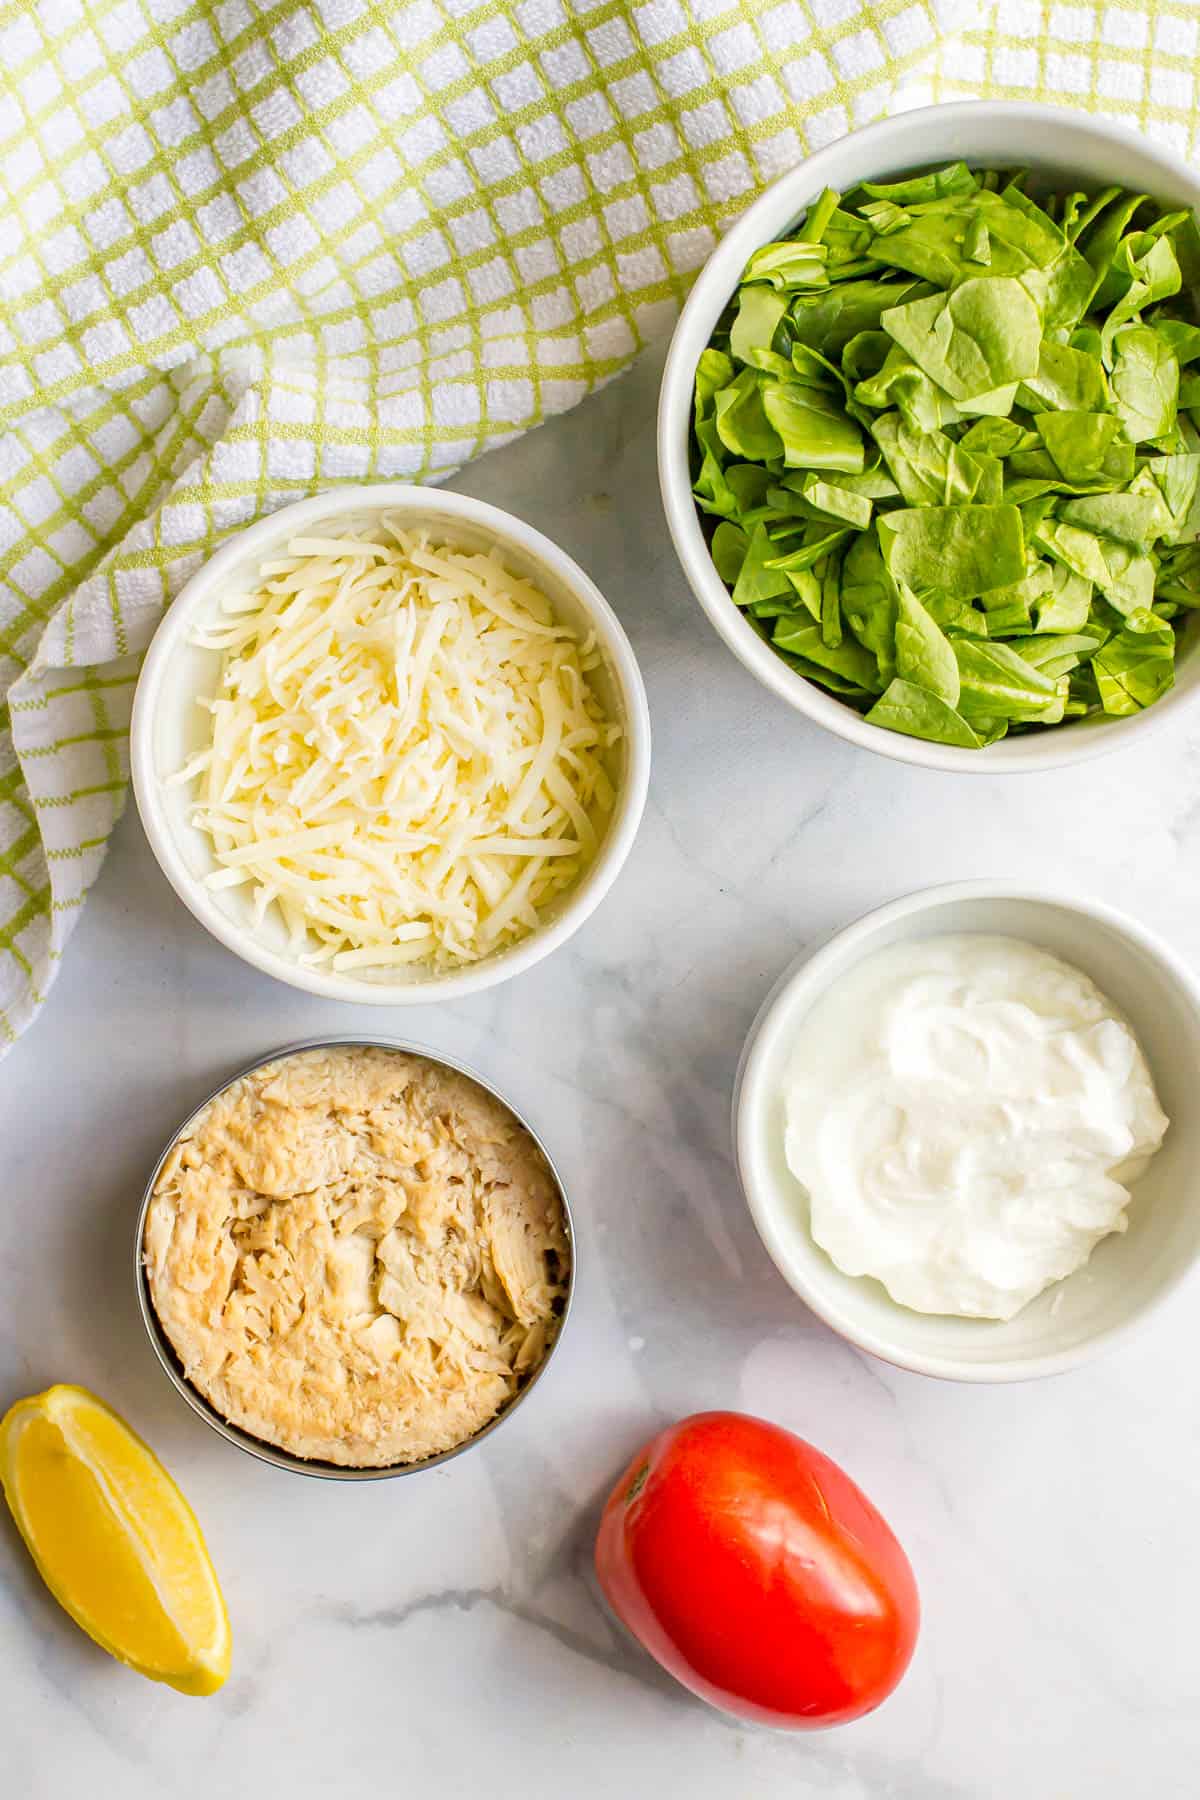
[2, 0, 1199, 1053]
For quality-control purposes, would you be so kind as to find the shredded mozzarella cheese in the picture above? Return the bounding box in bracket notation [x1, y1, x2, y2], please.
[174, 516, 622, 970]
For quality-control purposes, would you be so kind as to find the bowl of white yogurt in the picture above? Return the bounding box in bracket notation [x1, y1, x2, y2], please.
[734, 883, 1200, 1381]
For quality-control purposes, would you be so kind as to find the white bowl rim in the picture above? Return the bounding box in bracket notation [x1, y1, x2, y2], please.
[131, 483, 652, 1004]
[735, 879, 1200, 1381]
[659, 100, 1200, 774]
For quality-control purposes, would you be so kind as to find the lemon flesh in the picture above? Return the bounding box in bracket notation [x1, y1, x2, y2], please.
[0, 1385, 230, 1695]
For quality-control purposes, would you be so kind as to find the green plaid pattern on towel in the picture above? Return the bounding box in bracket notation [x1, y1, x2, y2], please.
[1, 0, 1198, 1052]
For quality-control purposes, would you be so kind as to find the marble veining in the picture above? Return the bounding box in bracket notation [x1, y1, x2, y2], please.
[2, 344, 1199, 1797]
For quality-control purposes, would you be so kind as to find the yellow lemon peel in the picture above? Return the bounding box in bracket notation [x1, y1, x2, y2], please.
[0, 1385, 230, 1696]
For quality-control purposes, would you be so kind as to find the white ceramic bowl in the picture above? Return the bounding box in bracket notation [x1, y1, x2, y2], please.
[735, 883, 1200, 1381]
[659, 102, 1200, 772]
[131, 485, 651, 1003]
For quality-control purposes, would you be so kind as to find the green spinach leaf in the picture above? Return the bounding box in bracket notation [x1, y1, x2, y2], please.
[865, 679, 982, 746]
[691, 164, 1198, 748]
[879, 504, 1025, 598]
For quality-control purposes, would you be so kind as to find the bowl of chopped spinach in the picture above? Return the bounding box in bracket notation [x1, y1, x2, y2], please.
[659, 103, 1200, 768]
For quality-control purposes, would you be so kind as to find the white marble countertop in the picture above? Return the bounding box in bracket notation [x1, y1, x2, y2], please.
[4, 344, 1200, 1798]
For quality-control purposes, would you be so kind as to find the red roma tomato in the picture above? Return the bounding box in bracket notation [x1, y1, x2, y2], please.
[595, 1410, 919, 1729]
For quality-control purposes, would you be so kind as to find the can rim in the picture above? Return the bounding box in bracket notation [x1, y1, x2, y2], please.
[135, 1034, 577, 1481]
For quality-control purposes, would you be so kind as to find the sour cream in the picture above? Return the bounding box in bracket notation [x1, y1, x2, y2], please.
[783, 934, 1168, 1321]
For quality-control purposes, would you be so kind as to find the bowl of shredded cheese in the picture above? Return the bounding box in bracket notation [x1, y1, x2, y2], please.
[131, 487, 650, 1001]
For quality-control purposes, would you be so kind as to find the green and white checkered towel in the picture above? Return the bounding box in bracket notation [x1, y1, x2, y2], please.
[2, 0, 1199, 1053]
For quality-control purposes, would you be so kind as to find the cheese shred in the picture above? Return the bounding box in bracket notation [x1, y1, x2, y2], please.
[175, 516, 622, 969]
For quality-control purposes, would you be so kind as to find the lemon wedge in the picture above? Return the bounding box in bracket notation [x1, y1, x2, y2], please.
[0, 1384, 231, 1695]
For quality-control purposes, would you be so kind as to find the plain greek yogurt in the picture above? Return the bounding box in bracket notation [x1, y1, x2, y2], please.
[782, 933, 1169, 1321]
